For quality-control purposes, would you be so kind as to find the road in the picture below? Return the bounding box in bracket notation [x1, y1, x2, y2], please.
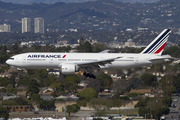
[9, 110, 93, 120]
[165, 95, 180, 120]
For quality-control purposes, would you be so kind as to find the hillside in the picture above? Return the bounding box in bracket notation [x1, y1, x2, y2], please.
[0, 0, 179, 31]
[0, 0, 160, 4]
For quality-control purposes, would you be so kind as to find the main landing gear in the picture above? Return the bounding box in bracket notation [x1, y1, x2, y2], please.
[83, 72, 96, 79]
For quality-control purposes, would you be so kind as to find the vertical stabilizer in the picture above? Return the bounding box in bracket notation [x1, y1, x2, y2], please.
[140, 29, 171, 55]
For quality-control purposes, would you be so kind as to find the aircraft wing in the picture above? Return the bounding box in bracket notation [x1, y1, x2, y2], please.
[77, 57, 121, 68]
[99, 50, 111, 53]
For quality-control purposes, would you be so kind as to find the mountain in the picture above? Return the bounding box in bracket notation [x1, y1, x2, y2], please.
[0, 0, 160, 4]
[0, 0, 179, 32]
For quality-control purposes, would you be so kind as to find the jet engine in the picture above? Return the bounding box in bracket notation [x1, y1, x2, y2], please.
[60, 64, 79, 74]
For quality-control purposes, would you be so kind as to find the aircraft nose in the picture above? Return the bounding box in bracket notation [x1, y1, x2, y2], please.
[6, 59, 11, 65]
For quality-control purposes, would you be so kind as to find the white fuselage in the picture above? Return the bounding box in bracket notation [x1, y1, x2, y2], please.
[6, 52, 166, 70]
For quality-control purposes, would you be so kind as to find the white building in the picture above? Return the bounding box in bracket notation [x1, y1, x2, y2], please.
[0, 24, 11, 32]
[22, 17, 31, 33]
[34, 17, 44, 34]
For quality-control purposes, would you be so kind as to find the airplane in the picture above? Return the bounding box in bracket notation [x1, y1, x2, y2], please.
[6, 29, 173, 79]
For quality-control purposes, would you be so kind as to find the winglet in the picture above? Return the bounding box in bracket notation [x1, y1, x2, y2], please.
[140, 29, 171, 55]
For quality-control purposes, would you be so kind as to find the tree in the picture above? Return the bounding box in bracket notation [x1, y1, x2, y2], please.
[35, 69, 48, 80]
[128, 77, 144, 89]
[140, 73, 157, 86]
[31, 93, 41, 101]
[0, 105, 10, 120]
[86, 78, 102, 93]
[0, 77, 11, 87]
[50, 82, 63, 92]
[76, 40, 92, 52]
[78, 88, 98, 101]
[66, 104, 80, 116]
[45, 74, 57, 86]
[17, 76, 30, 86]
[2, 97, 29, 105]
[173, 74, 180, 89]
[64, 75, 80, 84]
[38, 99, 55, 110]
[27, 79, 40, 97]
[111, 79, 129, 94]
[135, 99, 147, 108]
[96, 73, 113, 90]
[63, 81, 77, 93]
[92, 43, 106, 52]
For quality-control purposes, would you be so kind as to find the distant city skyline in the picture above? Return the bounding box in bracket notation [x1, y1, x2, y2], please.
[34, 17, 44, 34]
[22, 18, 31, 33]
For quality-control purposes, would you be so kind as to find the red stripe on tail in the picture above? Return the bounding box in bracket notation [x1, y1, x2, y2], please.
[154, 42, 166, 54]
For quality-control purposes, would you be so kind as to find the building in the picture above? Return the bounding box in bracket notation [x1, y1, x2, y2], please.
[34, 17, 44, 34]
[5, 105, 30, 112]
[40, 94, 53, 101]
[3, 95, 19, 100]
[0, 24, 10, 32]
[22, 18, 31, 33]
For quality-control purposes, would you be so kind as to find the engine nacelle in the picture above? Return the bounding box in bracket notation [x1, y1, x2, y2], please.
[60, 64, 79, 74]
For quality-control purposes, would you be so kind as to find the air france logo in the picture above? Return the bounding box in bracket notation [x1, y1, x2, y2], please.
[27, 55, 66, 58]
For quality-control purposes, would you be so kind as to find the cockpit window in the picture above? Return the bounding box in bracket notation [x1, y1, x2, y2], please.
[9, 58, 14, 60]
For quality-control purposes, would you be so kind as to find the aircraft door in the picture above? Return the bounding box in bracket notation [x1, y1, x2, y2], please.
[49, 58, 53, 63]
[135, 57, 138, 64]
[22, 57, 26, 63]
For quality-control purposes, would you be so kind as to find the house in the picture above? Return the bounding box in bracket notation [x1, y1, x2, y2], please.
[5, 105, 30, 112]
[55, 95, 79, 101]
[0, 92, 6, 98]
[0, 72, 12, 78]
[78, 81, 88, 88]
[3, 95, 19, 100]
[17, 91, 26, 97]
[17, 85, 27, 90]
[15, 77, 20, 83]
[40, 94, 53, 101]
[130, 89, 154, 97]
[39, 87, 54, 95]
[55, 101, 76, 112]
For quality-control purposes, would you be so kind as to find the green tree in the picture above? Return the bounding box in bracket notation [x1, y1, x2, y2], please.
[35, 69, 48, 80]
[2, 97, 29, 105]
[63, 81, 77, 93]
[92, 43, 106, 52]
[31, 93, 41, 101]
[64, 75, 80, 84]
[128, 77, 144, 89]
[45, 74, 57, 86]
[162, 97, 172, 107]
[38, 99, 55, 109]
[27, 79, 40, 97]
[76, 41, 92, 52]
[18, 76, 30, 86]
[135, 99, 147, 108]
[96, 73, 113, 90]
[140, 73, 157, 86]
[173, 74, 180, 89]
[0, 105, 10, 120]
[50, 82, 63, 92]
[66, 104, 80, 116]
[0, 77, 11, 87]
[78, 88, 98, 101]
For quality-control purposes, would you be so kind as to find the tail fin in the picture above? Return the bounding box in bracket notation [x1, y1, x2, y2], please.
[140, 29, 171, 55]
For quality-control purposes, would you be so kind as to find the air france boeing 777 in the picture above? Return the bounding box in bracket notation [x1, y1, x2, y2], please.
[6, 29, 173, 78]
